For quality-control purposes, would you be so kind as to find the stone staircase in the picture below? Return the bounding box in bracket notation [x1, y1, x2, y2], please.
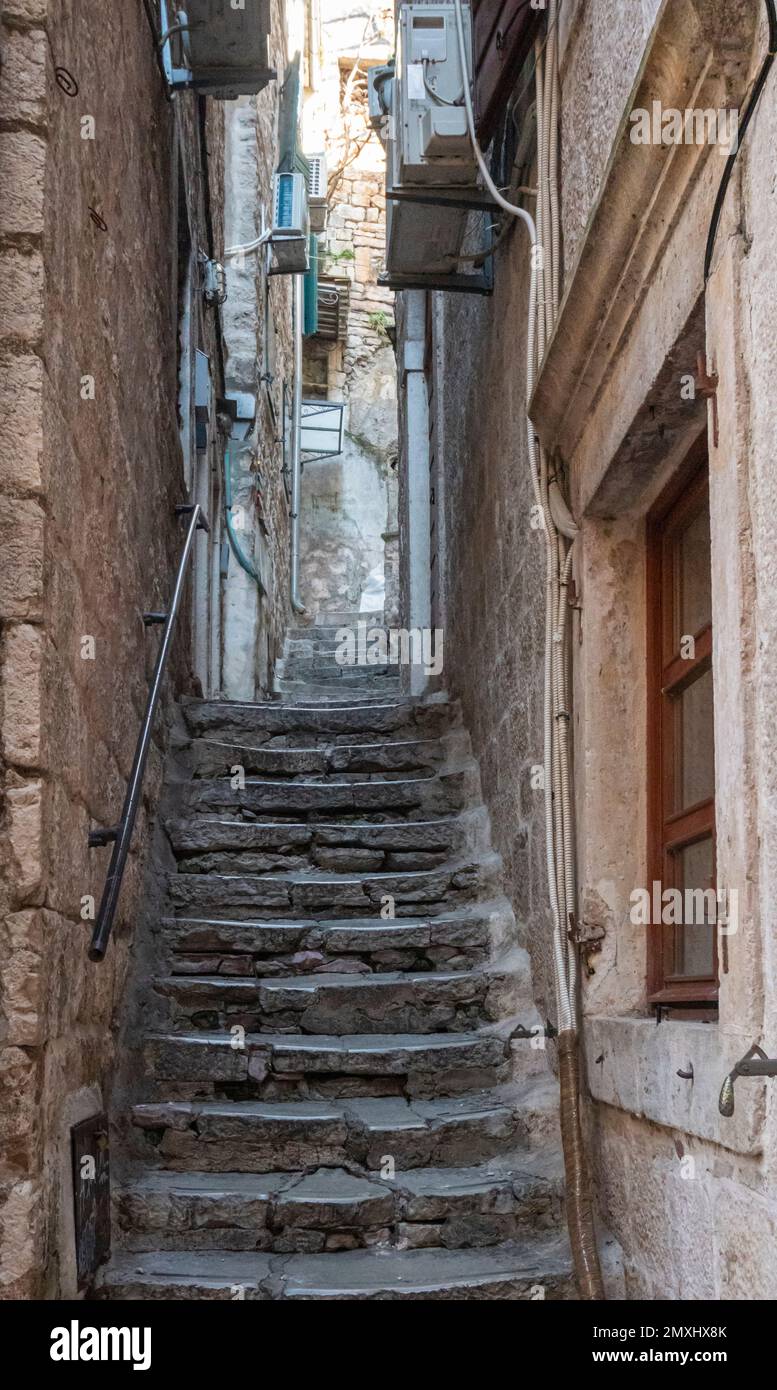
[98, 620, 573, 1300]
[273, 615, 402, 704]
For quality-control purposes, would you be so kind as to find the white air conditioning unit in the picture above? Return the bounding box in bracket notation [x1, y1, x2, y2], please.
[385, 3, 482, 286]
[306, 153, 328, 234]
[268, 171, 310, 275]
[398, 3, 476, 186]
[160, 0, 275, 98]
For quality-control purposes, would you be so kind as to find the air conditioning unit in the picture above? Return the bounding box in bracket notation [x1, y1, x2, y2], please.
[306, 154, 328, 234]
[268, 172, 310, 275]
[368, 62, 395, 143]
[159, 0, 275, 98]
[385, 3, 484, 288]
[398, 3, 476, 186]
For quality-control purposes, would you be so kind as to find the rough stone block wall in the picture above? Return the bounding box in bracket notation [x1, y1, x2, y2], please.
[221, 0, 293, 698]
[0, 0, 222, 1297]
[431, 237, 556, 1022]
[298, 2, 398, 621]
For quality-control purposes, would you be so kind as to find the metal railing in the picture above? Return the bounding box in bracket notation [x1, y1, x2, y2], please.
[87, 504, 209, 962]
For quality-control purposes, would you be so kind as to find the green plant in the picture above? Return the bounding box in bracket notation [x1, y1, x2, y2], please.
[368, 310, 391, 337]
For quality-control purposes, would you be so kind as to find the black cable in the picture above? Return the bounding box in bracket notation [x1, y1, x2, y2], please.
[197, 95, 227, 396]
[142, 0, 172, 95]
[704, 0, 777, 280]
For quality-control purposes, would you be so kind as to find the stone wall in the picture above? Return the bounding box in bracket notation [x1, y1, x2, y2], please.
[0, 0, 223, 1297]
[401, 0, 777, 1300]
[425, 246, 555, 1021]
[530, 0, 773, 1298]
[221, 0, 294, 699]
[298, 1, 397, 621]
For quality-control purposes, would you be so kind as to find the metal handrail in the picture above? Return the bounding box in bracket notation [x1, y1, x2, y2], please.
[87, 504, 209, 962]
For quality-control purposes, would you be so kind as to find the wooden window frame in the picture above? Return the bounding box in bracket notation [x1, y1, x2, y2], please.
[646, 438, 718, 1011]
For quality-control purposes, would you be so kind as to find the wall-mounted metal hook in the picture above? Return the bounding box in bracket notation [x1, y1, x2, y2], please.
[719, 1044, 777, 1116]
[677, 1064, 694, 1081]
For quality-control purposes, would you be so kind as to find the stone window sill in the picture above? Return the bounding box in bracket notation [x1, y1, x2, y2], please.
[584, 1015, 764, 1155]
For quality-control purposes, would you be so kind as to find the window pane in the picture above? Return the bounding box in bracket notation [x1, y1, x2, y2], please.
[672, 667, 715, 811]
[675, 503, 711, 645]
[671, 836, 716, 979]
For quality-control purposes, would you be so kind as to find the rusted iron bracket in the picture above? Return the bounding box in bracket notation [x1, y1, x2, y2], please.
[572, 915, 606, 977]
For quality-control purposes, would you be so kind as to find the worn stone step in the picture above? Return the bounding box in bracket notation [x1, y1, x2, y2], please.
[97, 1235, 574, 1299]
[154, 952, 528, 1034]
[161, 898, 514, 976]
[187, 733, 466, 780]
[285, 621, 389, 644]
[115, 1168, 394, 1253]
[167, 852, 502, 922]
[275, 674, 402, 692]
[173, 767, 478, 822]
[130, 1086, 543, 1173]
[115, 1153, 564, 1253]
[286, 619, 383, 639]
[283, 642, 379, 660]
[182, 695, 458, 744]
[141, 1028, 512, 1099]
[166, 809, 487, 879]
[276, 659, 396, 679]
[274, 685, 403, 706]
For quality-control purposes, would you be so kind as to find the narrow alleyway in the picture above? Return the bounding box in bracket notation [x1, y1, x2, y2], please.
[6, 0, 777, 1326]
[98, 618, 572, 1299]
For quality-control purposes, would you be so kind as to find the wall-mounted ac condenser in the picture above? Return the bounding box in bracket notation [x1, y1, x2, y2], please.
[398, 4, 476, 186]
[161, 0, 275, 98]
[269, 172, 310, 275]
[368, 62, 395, 144]
[306, 154, 329, 234]
[385, 3, 481, 285]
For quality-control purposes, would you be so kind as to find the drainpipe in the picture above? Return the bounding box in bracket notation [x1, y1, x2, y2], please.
[402, 290, 431, 697]
[209, 483, 222, 697]
[290, 274, 306, 615]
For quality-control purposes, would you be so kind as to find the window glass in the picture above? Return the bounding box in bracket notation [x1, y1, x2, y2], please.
[673, 667, 715, 812]
[671, 836, 716, 980]
[675, 504, 712, 645]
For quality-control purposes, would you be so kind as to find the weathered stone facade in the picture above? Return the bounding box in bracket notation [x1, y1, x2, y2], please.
[298, 1, 398, 620]
[401, 0, 777, 1300]
[420, 244, 553, 1020]
[221, 0, 294, 700]
[0, 0, 229, 1299]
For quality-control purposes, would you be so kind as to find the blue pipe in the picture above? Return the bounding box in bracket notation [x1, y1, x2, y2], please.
[223, 444, 266, 595]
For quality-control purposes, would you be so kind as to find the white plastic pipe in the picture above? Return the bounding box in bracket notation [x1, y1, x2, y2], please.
[290, 274, 306, 615]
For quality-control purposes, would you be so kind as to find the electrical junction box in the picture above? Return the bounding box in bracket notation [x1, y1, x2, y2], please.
[173, 0, 275, 98]
[269, 172, 310, 275]
[398, 3, 476, 186]
[202, 256, 227, 306]
[306, 153, 328, 234]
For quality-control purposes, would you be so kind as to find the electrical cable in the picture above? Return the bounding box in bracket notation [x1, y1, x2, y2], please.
[704, 0, 777, 280]
[422, 60, 464, 107]
[224, 230, 272, 259]
[507, 6, 562, 123]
